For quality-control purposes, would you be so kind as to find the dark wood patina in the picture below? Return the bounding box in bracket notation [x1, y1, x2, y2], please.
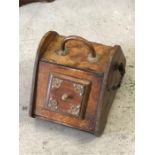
[29, 31, 126, 136]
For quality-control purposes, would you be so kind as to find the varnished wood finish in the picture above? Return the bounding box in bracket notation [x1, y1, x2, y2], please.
[42, 34, 113, 75]
[95, 45, 126, 136]
[30, 31, 126, 136]
[29, 31, 58, 117]
[34, 62, 101, 131]
[44, 72, 91, 119]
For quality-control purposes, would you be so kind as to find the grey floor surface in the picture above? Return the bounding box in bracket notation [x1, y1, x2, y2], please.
[19, 0, 135, 155]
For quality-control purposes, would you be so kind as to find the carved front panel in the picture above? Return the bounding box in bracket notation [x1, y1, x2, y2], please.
[45, 73, 90, 118]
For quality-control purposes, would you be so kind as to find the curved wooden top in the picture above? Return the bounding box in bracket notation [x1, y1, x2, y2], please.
[40, 31, 119, 75]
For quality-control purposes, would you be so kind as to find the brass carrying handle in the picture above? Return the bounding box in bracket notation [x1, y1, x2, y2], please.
[58, 35, 98, 63]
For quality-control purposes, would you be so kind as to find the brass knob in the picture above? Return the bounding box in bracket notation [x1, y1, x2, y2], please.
[61, 93, 69, 101]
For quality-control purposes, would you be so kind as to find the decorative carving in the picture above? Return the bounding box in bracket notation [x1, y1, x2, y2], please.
[45, 74, 86, 117]
[51, 77, 63, 88]
[47, 97, 58, 111]
[68, 104, 81, 116]
[73, 83, 84, 96]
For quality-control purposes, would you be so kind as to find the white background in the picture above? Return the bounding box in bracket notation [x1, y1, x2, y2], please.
[0, 0, 155, 155]
[135, 0, 155, 154]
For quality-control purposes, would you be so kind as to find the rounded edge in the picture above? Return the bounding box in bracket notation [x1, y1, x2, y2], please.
[29, 31, 59, 117]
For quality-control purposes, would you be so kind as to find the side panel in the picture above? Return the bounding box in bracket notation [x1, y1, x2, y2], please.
[95, 45, 126, 136]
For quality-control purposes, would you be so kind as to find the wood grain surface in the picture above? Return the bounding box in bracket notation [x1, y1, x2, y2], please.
[30, 31, 126, 136]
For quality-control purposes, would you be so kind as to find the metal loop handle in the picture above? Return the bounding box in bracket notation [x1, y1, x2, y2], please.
[58, 36, 98, 62]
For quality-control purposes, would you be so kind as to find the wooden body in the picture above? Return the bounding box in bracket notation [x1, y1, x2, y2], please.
[29, 31, 126, 136]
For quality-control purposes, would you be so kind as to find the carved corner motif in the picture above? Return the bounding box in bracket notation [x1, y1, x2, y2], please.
[47, 97, 58, 111]
[51, 77, 63, 88]
[67, 104, 81, 117]
[73, 83, 84, 96]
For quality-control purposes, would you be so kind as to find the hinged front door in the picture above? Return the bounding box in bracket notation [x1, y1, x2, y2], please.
[45, 73, 90, 119]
